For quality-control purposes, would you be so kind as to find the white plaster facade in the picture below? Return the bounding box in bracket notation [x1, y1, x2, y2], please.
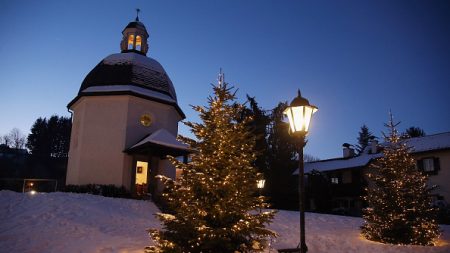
[66, 95, 182, 190]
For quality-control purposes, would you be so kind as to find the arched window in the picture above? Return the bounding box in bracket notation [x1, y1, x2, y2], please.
[136, 36, 142, 51]
[128, 35, 135, 50]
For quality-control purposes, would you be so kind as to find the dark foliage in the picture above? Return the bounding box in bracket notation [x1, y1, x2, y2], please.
[64, 184, 131, 198]
[240, 95, 271, 182]
[356, 124, 375, 155]
[306, 170, 332, 212]
[27, 115, 71, 157]
[265, 102, 299, 210]
[402, 126, 426, 139]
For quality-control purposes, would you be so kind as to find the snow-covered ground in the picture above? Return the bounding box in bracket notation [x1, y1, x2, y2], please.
[0, 191, 449, 253]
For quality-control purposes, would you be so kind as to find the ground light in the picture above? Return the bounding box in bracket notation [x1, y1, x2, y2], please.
[283, 89, 317, 253]
[257, 179, 265, 193]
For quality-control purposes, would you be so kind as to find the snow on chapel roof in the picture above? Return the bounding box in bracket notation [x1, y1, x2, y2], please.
[79, 52, 177, 100]
[294, 131, 450, 174]
[68, 18, 185, 118]
[127, 129, 192, 155]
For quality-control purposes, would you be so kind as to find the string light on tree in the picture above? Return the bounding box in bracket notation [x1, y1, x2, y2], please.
[146, 70, 276, 253]
[361, 112, 440, 246]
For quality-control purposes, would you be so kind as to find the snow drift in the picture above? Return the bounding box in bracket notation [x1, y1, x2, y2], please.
[0, 191, 448, 253]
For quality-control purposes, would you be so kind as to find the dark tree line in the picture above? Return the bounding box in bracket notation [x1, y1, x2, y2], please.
[26, 115, 72, 157]
[242, 97, 301, 209]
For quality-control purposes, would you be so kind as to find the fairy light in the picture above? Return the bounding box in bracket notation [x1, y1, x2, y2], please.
[361, 115, 440, 246]
[146, 75, 277, 253]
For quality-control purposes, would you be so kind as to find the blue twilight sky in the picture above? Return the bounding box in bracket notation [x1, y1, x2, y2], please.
[1, 0, 449, 159]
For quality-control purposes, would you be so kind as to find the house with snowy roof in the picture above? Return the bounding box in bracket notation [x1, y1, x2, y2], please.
[66, 15, 190, 197]
[294, 132, 450, 215]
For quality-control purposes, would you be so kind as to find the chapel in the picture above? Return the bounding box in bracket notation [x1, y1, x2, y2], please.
[66, 14, 189, 196]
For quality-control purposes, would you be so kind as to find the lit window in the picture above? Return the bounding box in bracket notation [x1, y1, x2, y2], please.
[136, 36, 142, 51]
[423, 158, 434, 172]
[331, 177, 339, 184]
[128, 35, 135, 50]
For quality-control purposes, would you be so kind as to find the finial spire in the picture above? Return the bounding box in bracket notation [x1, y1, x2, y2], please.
[218, 68, 225, 87]
[297, 89, 302, 98]
[136, 8, 141, 21]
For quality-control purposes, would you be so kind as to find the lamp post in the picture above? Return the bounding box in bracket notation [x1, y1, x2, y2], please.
[284, 89, 317, 253]
[257, 179, 265, 196]
[257, 178, 266, 213]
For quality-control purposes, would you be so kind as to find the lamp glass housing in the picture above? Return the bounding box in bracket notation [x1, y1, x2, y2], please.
[284, 105, 317, 133]
[257, 179, 266, 189]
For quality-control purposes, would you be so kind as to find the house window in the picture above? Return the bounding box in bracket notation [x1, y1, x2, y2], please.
[128, 35, 135, 49]
[136, 35, 142, 51]
[418, 157, 440, 175]
[423, 158, 434, 172]
[331, 177, 339, 184]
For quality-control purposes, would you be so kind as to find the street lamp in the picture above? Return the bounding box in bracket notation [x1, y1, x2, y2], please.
[257, 179, 265, 195]
[284, 89, 317, 253]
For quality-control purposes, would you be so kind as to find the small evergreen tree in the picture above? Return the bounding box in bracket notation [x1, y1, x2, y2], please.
[361, 114, 440, 245]
[356, 124, 375, 155]
[403, 126, 426, 139]
[146, 74, 276, 253]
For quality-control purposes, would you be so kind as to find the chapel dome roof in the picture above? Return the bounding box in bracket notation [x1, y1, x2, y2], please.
[79, 52, 177, 100]
[124, 21, 147, 31]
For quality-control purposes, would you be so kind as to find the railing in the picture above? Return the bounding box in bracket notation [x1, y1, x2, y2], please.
[0, 178, 58, 193]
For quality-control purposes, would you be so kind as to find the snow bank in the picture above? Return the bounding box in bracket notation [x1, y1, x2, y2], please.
[269, 210, 450, 253]
[0, 191, 160, 253]
[0, 191, 449, 253]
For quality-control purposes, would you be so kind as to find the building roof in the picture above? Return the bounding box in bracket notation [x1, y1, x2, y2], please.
[406, 131, 450, 153]
[124, 21, 147, 31]
[125, 129, 192, 156]
[68, 52, 185, 118]
[294, 132, 450, 174]
[79, 52, 176, 99]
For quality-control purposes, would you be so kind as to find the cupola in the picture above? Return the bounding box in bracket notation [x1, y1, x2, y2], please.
[120, 9, 149, 55]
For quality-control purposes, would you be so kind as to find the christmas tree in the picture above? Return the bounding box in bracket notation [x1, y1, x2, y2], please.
[361, 114, 440, 246]
[146, 72, 276, 253]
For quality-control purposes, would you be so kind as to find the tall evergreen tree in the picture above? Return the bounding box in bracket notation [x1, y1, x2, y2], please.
[356, 124, 375, 155]
[241, 95, 271, 179]
[147, 75, 276, 253]
[266, 102, 298, 209]
[26, 115, 71, 157]
[361, 115, 439, 246]
[27, 117, 50, 156]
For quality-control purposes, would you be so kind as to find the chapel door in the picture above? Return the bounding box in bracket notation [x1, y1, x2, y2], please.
[135, 161, 149, 196]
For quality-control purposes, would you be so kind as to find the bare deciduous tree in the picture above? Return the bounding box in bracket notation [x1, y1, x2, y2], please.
[8, 128, 26, 149]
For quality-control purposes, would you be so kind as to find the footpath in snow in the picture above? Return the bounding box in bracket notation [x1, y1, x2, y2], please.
[0, 191, 449, 253]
